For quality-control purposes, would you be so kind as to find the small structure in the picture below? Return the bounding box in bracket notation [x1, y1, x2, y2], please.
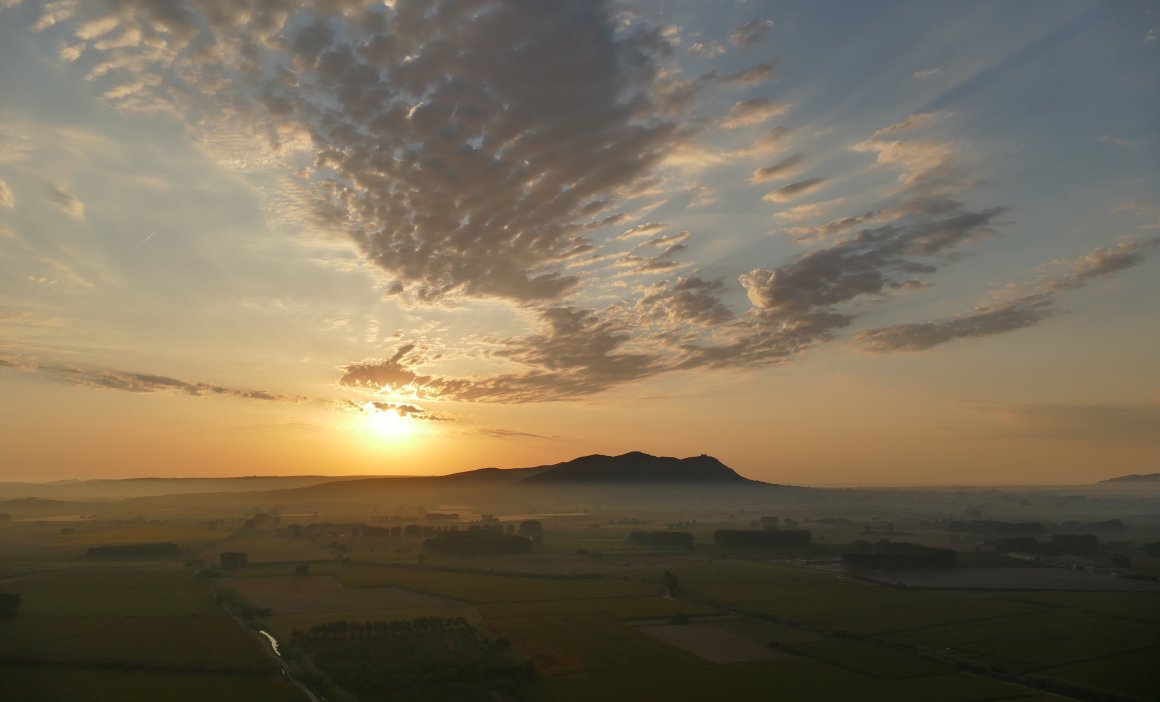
[220, 551, 249, 568]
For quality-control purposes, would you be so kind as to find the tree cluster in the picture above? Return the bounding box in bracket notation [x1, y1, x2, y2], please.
[290, 617, 533, 701]
[422, 531, 533, 555]
[628, 531, 693, 549]
[713, 530, 812, 549]
[86, 542, 181, 558]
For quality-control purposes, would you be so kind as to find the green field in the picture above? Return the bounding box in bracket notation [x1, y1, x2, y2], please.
[0, 567, 305, 701]
[0, 664, 305, 702]
[647, 561, 1160, 701]
[334, 565, 664, 602]
[3, 501, 1158, 702]
[522, 656, 1063, 702]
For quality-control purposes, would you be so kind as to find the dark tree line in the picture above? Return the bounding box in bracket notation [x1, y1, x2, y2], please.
[628, 531, 693, 549]
[422, 531, 533, 555]
[87, 542, 181, 558]
[289, 617, 533, 701]
[714, 530, 812, 548]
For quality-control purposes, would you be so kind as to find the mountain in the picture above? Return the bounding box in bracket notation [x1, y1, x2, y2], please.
[520, 451, 758, 484]
[1100, 473, 1160, 484]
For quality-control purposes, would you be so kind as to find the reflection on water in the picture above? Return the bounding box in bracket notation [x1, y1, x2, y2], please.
[259, 629, 281, 657]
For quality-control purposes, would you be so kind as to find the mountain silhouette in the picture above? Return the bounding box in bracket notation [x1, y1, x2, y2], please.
[519, 451, 757, 484]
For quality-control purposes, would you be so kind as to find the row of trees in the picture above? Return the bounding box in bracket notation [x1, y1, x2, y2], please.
[628, 531, 694, 549]
[86, 542, 181, 558]
[714, 530, 813, 548]
[422, 530, 534, 555]
[289, 616, 534, 700]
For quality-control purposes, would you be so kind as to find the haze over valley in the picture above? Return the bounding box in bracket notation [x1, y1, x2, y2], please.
[1, 0, 1157, 700]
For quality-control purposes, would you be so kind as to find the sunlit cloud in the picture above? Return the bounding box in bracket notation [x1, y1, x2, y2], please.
[1, 354, 307, 402]
[729, 19, 774, 48]
[0, 180, 14, 210]
[751, 154, 805, 184]
[48, 182, 85, 221]
[3, 0, 1154, 420]
[858, 238, 1160, 352]
[763, 177, 827, 202]
[721, 98, 790, 129]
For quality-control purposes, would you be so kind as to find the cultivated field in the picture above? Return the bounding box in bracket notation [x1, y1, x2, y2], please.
[0, 552, 305, 702]
[2, 487, 1157, 701]
[633, 619, 783, 662]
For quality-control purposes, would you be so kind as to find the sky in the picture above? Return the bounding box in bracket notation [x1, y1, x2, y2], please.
[0, 0, 1157, 486]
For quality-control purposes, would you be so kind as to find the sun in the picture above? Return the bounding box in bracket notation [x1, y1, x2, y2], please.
[362, 401, 416, 441]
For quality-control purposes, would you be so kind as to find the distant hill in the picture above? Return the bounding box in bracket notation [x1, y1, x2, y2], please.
[520, 451, 758, 484]
[1100, 473, 1160, 484]
[0, 452, 770, 510]
[442, 466, 547, 481]
[0, 475, 380, 499]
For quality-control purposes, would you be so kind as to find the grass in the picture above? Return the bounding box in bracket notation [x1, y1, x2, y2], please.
[783, 637, 951, 680]
[201, 537, 336, 564]
[58, 526, 229, 546]
[999, 591, 1160, 624]
[0, 568, 277, 674]
[4, 569, 216, 617]
[1037, 646, 1160, 701]
[887, 609, 1160, 668]
[478, 595, 718, 621]
[521, 656, 1052, 702]
[492, 615, 702, 675]
[0, 663, 305, 702]
[335, 566, 663, 603]
[645, 561, 1160, 700]
[0, 615, 277, 673]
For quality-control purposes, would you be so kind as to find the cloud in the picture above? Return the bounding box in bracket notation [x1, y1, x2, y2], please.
[635, 276, 734, 328]
[618, 222, 668, 240]
[783, 213, 878, 245]
[365, 400, 450, 422]
[27, 5, 1155, 407]
[1, 355, 307, 402]
[0, 179, 14, 210]
[858, 238, 1159, 352]
[338, 344, 419, 392]
[1043, 238, 1158, 291]
[687, 183, 718, 208]
[48, 182, 85, 221]
[687, 41, 726, 58]
[336, 121, 1028, 397]
[730, 19, 774, 47]
[763, 177, 826, 202]
[478, 427, 553, 440]
[751, 154, 804, 183]
[40, 1, 704, 304]
[871, 113, 940, 139]
[912, 67, 942, 79]
[758, 125, 792, 146]
[340, 308, 662, 403]
[856, 294, 1053, 352]
[774, 198, 846, 222]
[723, 61, 778, 87]
[721, 98, 789, 129]
[853, 140, 955, 188]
